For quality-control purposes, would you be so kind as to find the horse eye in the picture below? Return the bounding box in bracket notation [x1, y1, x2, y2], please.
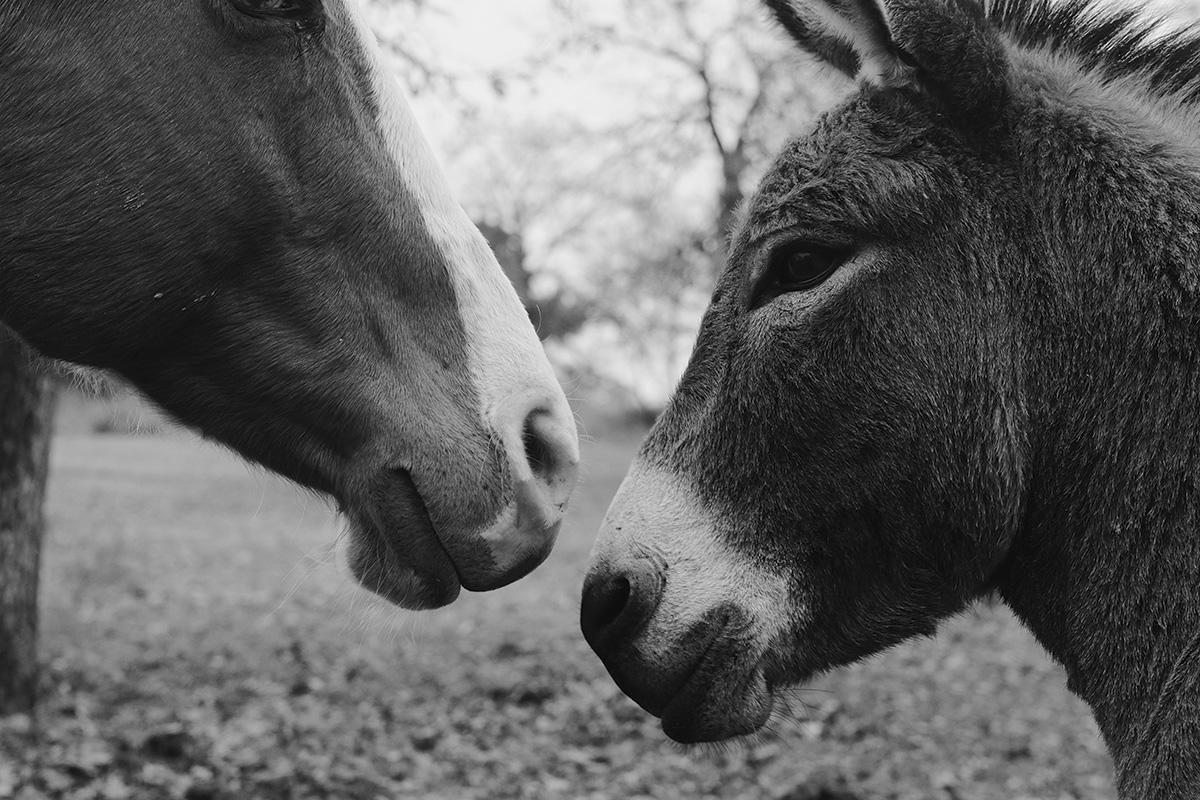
[231, 0, 321, 22]
[753, 244, 845, 308]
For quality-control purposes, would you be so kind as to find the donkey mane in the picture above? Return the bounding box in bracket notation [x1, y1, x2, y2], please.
[989, 0, 1200, 103]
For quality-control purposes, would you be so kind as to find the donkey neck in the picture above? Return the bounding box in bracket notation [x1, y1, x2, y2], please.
[998, 331, 1200, 793]
[1000, 411, 1200, 794]
[996, 80, 1200, 793]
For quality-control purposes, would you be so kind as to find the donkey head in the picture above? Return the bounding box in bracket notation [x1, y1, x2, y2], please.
[583, 0, 1030, 742]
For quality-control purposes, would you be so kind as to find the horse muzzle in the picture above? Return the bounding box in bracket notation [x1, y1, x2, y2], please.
[451, 393, 580, 591]
[347, 388, 579, 610]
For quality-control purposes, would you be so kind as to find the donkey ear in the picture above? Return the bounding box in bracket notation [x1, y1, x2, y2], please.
[762, 0, 917, 87]
[763, 0, 1009, 118]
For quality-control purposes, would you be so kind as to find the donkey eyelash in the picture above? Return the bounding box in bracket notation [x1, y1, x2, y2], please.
[751, 243, 848, 309]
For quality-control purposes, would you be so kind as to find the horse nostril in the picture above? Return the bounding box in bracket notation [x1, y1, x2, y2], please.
[496, 397, 579, 510]
[580, 565, 662, 651]
[522, 413, 555, 483]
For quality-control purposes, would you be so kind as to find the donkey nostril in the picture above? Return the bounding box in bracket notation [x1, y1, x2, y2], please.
[581, 574, 631, 636]
[581, 562, 664, 652]
[581, 570, 657, 652]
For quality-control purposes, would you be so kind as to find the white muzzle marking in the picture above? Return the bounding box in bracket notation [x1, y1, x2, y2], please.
[342, 0, 574, 434]
[592, 462, 795, 650]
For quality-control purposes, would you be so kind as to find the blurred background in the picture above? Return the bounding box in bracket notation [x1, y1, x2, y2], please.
[9, 0, 1200, 797]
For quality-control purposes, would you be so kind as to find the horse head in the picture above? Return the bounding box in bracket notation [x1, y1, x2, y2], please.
[0, 0, 579, 610]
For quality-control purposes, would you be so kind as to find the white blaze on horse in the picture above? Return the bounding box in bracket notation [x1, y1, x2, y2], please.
[583, 0, 1200, 794]
[0, 0, 580, 610]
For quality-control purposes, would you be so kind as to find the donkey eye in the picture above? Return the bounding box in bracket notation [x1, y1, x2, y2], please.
[753, 244, 846, 308]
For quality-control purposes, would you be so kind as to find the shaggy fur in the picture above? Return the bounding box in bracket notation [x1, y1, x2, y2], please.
[585, 0, 1200, 794]
[991, 0, 1200, 102]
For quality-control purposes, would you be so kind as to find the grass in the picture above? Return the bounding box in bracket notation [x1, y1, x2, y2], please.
[0, 390, 1114, 800]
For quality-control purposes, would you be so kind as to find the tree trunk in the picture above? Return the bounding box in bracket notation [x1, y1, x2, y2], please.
[0, 332, 55, 716]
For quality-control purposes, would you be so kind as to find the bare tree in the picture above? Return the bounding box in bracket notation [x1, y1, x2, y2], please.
[381, 0, 843, 412]
[366, 0, 470, 102]
[526, 0, 843, 412]
[476, 220, 587, 339]
[0, 330, 55, 715]
[365, 0, 594, 114]
[552, 0, 843, 274]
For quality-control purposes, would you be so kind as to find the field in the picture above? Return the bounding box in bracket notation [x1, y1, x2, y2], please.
[0, 390, 1116, 800]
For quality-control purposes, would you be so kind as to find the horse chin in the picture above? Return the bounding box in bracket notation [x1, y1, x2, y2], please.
[344, 469, 462, 611]
[341, 459, 566, 608]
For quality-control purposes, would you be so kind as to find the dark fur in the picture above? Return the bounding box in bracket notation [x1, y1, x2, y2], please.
[613, 0, 1200, 793]
[0, 1, 538, 609]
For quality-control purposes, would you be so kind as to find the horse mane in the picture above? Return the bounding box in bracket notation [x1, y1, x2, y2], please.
[988, 0, 1200, 103]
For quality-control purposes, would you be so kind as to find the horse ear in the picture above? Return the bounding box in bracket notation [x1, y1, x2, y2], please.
[763, 0, 1009, 120]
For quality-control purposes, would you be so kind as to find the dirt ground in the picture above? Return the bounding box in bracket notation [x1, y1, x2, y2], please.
[0, 390, 1114, 799]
